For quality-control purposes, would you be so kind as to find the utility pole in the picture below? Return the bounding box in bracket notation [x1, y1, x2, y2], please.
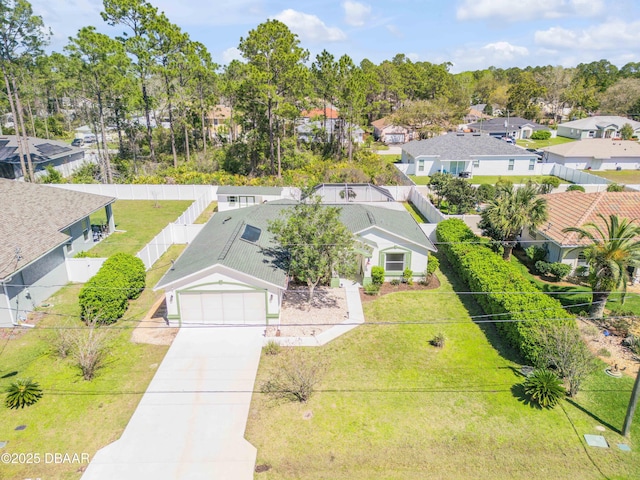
[622, 369, 640, 437]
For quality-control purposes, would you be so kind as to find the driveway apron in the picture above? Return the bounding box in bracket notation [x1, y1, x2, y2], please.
[82, 325, 264, 480]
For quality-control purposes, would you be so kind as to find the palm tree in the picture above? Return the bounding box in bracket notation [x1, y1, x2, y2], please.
[564, 214, 640, 319]
[479, 184, 548, 260]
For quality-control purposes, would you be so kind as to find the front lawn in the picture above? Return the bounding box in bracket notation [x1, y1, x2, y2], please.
[245, 255, 639, 479]
[517, 136, 575, 149]
[586, 170, 640, 184]
[0, 245, 186, 480]
[88, 199, 193, 257]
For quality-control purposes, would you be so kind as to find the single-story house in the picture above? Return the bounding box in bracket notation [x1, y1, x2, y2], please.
[305, 183, 395, 203]
[0, 179, 115, 327]
[155, 200, 436, 325]
[297, 118, 364, 144]
[372, 117, 416, 144]
[542, 139, 640, 171]
[467, 117, 550, 140]
[522, 191, 640, 279]
[216, 186, 298, 211]
[0, 136, 88, 180]
[401, 133, 542, 176]
[557, 116, 640, 140]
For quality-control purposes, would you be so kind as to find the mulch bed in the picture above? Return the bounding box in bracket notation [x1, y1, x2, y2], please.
[359, 275, 441, 303]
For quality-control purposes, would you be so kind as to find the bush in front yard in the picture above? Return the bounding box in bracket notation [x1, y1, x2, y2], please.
[549, 262, 572, 281]
[371, 266, 385, 285]
[523, 369, 565, 408]
[530, 130, 551, 140]
[101, 253, 146, 299]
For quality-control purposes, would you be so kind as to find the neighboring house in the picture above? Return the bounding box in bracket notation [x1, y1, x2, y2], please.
[0, 136, 88, 180]
[557, 116, 640, 140]
[522, 191, 640, 280]
[205, 105, 240, 142]
[401, 133, 541, 176]
[301, 107, 339, 120]
[297, 118, 364, 144]
[0, 179, 115, 327]
[216, 186, 298, 211]
[542, 139, 640, 171]
[155, 199, 436, 325]
[372, 117, 415, 144]
[462, 106, 492, 126]
[467, 117, 550, 140]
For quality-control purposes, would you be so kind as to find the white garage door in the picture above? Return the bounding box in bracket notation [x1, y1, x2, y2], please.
[179, 291, 266, 325]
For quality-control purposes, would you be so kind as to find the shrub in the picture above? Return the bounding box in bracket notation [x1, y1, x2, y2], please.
[101, 253, 146, 299]
[530, 130, 551, 140]
[523, 369, 565, 408]
[539, 176, 561, 194]
[566, 185, 585, 192]
[525, 245, 547, 263]
[535, 260, 552, 276]
[371, 266, 385, 285]
[607, 183, 624, 192]
[260, 349, 325, 402]
[364, 283, 380, 295]
[390, 278, 400, 286]
[426, 254, 439, 279]
[403, 268, 413, 285]
[436, 219, 574, 364]
[73, 322, 111, 380]
[476, 184, 496, 203]
[264, 340, 281, 356]
[549, 262, 572, 281]
[430, 332, 446, 348]
[5, 378, 43, 409]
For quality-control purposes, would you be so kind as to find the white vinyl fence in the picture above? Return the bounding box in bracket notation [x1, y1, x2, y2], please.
[551, 164, 611, 185]
[50, 183, 217, 200]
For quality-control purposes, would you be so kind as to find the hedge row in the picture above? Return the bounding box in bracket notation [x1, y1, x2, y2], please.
[436, 219, 574, 364]
[79, 253, 146, 324]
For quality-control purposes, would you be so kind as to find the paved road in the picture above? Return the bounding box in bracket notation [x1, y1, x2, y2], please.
[82, 326, 264, 480]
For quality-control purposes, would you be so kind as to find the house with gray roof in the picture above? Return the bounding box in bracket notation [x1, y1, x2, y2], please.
[0, 179, 115, 327]
[557, 116, 640, 140]
[155, 200, 436, 326]
[542, 138, 640, 171]
[467, 117, 549, 140]
[0, 135, 89, 180]
[401, 133, 542, 177]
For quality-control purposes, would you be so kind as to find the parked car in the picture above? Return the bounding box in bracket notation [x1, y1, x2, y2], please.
[83, 133, 97, 144]
[71, 138, 84, 147]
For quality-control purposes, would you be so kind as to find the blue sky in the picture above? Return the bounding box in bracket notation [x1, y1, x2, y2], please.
[31, 0, 640, 73]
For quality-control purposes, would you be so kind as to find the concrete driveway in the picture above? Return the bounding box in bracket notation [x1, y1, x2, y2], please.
[82, 326, 264, 480]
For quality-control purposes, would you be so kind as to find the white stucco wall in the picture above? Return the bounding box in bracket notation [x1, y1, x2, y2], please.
[547, 152, 640, 171]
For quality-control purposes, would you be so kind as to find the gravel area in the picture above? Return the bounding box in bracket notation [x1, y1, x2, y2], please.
[267, 287, 348, 337]
[131, 297, 178, 345]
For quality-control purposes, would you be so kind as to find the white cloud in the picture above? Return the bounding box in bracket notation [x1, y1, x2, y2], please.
[222, 47, 243, 63]
[274, 9, 346, 43]
[342, 1, 372, 27]
[450, 41, 529, 71]
[406, 53, 420, 62]
[535, 19, 640, 51]
[456, 0, 604, 22]
[386, 24, 403, 38]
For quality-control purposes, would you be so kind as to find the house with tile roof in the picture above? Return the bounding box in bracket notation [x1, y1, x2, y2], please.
[521, 191, 640, 279]
[0, 179, 115, 327]
[0, 135, 88, 180]
[542, 139, 640, 171]
[557, 116, 640, 140]
[401, 133, 543, 177]
[372, 117, 416, 144]
[155, 200, 436, 325]
[467, 117, 550, 140]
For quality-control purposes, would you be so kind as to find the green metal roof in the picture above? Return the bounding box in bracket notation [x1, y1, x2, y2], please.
[155, 200, 435, 290]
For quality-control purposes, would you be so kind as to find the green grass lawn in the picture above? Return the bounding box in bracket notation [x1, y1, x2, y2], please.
[469, 175, 568, 185]
[586, 170, 640, 184]
[245, 254, 640, 479]
[402, 201, 428, 223]
[0, 245, 185, 480]
[509, 252, 640, 316]
[517, 136, 575, 149]
[193, 201, 218, 224]
[408, 174, 431, 185]
[88, 199, 193, 257]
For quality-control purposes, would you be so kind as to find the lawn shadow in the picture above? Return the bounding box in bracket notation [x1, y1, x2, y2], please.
[510, 383, 542, 410]
[564, 398, 621, 435]
[435, 252, 524, 365]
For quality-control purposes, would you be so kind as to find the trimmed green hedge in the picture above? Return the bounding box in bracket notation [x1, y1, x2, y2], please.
[79, 253, 146, 324]
[436, 219, 574, 364]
